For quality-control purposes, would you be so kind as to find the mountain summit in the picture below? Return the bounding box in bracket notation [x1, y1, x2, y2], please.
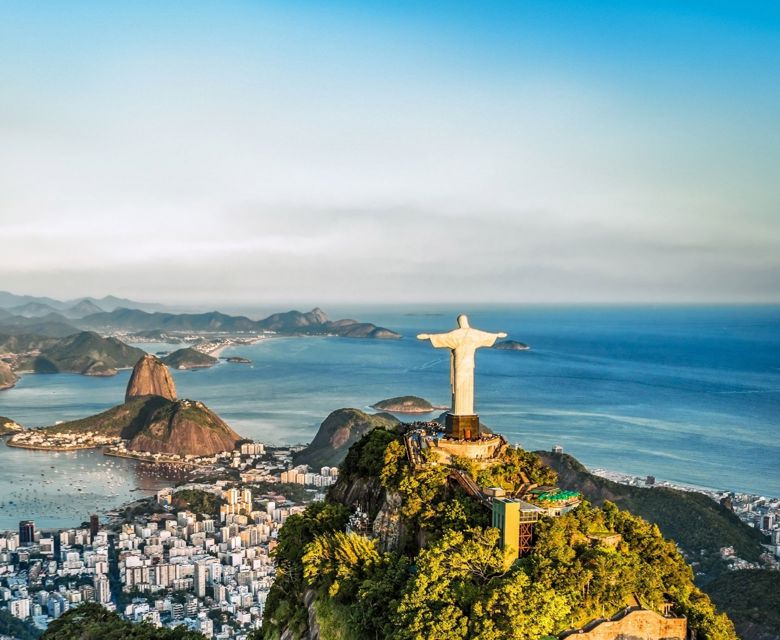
[125, 354, 177, 402]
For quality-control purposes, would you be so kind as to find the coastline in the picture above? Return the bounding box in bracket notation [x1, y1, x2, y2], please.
[103, 448, 212, 467]
[4, 439, 103, 452]
[587, 465, 780, 502]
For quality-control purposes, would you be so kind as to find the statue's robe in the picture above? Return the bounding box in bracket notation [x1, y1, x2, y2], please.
[426, 328, 500, 415]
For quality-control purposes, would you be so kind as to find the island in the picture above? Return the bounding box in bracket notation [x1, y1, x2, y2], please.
[371, 395, 446, 413]
[161, 347, 218, 370]
[226, 356, 252, 364]
[493, 339, 530, 351]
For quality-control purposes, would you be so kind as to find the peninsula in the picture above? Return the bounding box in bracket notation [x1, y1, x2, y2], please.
[7, 354, 242, 458]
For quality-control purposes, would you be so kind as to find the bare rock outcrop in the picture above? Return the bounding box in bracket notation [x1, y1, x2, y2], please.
[372, 490, 407, 552]
[0, 361, 18, 390]
[125, 354, 176, 402]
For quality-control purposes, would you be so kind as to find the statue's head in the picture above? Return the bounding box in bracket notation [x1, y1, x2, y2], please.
[457, 314, 470, 328]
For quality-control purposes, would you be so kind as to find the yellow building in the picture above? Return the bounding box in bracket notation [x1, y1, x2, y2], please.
[492, 498, 543, 568]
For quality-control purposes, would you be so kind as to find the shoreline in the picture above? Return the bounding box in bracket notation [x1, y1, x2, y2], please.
[0, 442, 776, 535]
[103, 448, 212, 467]
[3, 427, 778, 502]
[587, 465, 780, 502]
[4, 439, 103, 452]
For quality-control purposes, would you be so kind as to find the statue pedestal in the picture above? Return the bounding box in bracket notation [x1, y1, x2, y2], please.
[445, 414, 480, 441]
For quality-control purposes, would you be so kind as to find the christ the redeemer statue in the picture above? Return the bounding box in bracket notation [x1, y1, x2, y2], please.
[417, 314, 506, 417]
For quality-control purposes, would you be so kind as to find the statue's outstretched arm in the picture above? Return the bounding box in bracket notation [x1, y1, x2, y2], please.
[418, 331, 461, 348]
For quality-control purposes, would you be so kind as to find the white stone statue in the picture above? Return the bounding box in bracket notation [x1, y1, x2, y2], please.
[417, 314, 506, 416]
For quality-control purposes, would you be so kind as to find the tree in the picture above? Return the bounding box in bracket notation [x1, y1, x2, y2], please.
[41, 602, 206, 639]
[303, 531, 381, 599]
[394, 528, 505, 640]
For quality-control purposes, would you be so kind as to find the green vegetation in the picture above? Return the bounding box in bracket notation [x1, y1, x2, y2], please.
[539, 452, 767, 576]
[162, 347, 217, 369]
[0, 415, 24, 435]
[0, 333, 58, 353]
[394, 527, 569, 640]
[372, 396, 437, 412]
[261, 428, 736, 640]
[118, 497, 166, 522]
[528, 501, 734, 637]
[17, 331, 145, 375]
[260, 501, 350, 638]
[41, 602, 206, 639]
[293, 408, 399, 468]
[249, 481, 312, 503]
[0, 608, 41, 640]
[476, 447, 558, 492]
[42, 396, 169, 437]
[171, 489, 222, 518]
[341, 427, 400, 479]
[705, 569, 780, 638]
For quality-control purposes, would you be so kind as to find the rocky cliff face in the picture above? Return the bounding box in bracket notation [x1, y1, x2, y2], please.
[0, 361, 18, 390]
[127, 399, 242, 456]
[125, 354, 177, 402]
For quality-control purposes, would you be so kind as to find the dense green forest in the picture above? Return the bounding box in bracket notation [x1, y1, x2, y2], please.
[706, 570, 780, 639]
[258, 429, 736, 640]
[0, 608, 41, 640]
[171, 489, 223, 518]
[539, 452, 768, 578]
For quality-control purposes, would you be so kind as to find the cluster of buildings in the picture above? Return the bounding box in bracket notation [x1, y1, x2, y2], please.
[591, 467, 780, 563]
[114, 482, 306, 638]
[728, 493, 780, 562]
[279, 465, 339, 488]
[0, 516, 113, 632]
[0, 441, 322, 639]
[108, 436, 270, 468]
[6, 430, 121, 451]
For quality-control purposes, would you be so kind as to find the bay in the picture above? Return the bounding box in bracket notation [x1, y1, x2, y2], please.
[1, 305, 778, 529]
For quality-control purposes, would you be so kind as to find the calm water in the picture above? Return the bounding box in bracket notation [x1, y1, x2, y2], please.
[1, 305, 778, 529]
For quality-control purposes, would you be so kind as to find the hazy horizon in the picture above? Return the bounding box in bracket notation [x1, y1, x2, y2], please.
[2, 2, 778, 304]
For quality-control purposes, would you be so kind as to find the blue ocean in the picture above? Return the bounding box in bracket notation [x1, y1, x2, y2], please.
[1, 305, 778, 529]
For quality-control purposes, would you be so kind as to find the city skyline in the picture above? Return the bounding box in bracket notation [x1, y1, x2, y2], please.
[1, 1, 779, 304]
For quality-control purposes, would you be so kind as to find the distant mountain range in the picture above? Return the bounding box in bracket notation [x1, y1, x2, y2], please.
[0, 292, 401, 340]
[0, 291, 167, 314]
[79, 306, 400, 338]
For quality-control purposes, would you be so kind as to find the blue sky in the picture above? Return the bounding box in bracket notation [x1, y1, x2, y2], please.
[0, 1, 778, 304]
